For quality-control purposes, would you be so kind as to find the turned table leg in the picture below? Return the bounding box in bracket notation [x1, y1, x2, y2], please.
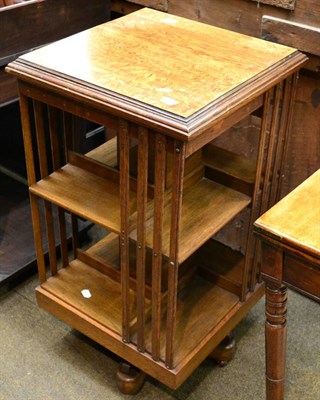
[265, 283, 288, 400]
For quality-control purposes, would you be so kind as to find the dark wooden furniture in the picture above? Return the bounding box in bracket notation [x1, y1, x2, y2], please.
[254, 169, 320, 400]
[7, 8, 306, 393]
[0, 0, 111, 286]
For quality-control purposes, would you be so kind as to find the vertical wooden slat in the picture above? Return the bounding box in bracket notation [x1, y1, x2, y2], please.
[19, 94, 46, 282]
[29, 194, 47, 283]
[260, 84, 282, 214]
[34, 100, 57, 276]
[48, 106, 68, 267]
[63, 111, 74, 163]
[165, 140, 185, 369]
[19, 94, 36, 185]
[276, 72, 299, 202]
[151, 133, 166, 361]
[242, 90, 272, 297]
[71, 213, 79, 260]
[119, 118, 131, 343]
[63, 111, 80, 259]
[33, 101, 48, 177]
[47, 106, 62, 169]
[58, 210, 68, 267]
[136, 126, 149, 352]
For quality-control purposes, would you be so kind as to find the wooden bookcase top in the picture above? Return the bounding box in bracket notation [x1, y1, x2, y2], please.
[7, 8, 307, 138]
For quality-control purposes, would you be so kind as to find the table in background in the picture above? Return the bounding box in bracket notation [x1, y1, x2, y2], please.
[254, 169, 320, 400]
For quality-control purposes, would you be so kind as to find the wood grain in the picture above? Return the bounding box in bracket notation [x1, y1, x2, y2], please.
[254, 169, 320, 257]
[41, 259, 151, 335]
[125, 0, 167, 9]
[251, 0, 295, 10]
[167, 0, 320, 39]
[29, 163, 137, 233]
[262, 16, 320, 57]
[8, 7, 304, 135]
[133, 275, 239, 366]
[131, 177, 251, 263]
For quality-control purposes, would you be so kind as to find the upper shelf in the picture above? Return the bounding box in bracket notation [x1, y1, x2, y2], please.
[130, 177, 251, 264]
[6, 8, 307, 139]
[29, 163, 137, 234]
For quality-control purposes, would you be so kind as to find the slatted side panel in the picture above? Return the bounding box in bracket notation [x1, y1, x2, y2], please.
[247, 76, 298, 291]
[252, 76, 298, 288]
[241, 89, 273, 298]
[116, 124, 185, 369]
[274, 73, 299, 202]
[269, 77, 293, 206]
[19, 93, 46, 283]
[248, 87, 280, 292]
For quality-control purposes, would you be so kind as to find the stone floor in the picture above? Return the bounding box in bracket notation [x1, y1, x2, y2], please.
[0, 270, 319, 400]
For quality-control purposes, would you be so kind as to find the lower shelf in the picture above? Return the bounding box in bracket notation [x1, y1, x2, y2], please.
[38, 256, 240, 366]
[131, 274, 240, 366]
[40, 259, 150, 335]
[36, 260, 265, 388]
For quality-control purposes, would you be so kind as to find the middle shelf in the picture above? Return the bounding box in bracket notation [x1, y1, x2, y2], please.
[29, 160, 251, 264]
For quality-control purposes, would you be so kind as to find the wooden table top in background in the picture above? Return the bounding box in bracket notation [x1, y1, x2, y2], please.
[254, 169, 320, 258]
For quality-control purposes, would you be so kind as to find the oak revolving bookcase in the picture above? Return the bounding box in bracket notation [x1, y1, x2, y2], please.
[7, 8, 307, 393]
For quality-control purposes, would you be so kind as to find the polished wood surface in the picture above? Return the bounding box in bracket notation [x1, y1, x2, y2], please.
[41, 259, 151, 335]
[131, 177, 251, 263]
[255, 169, 320, 257]
[8, 8, 306, 141]
[17, 8, 296, 118]
[254, 170, 320, 400]
[7, 8, 306, 393]
[29, 163, 137, 233]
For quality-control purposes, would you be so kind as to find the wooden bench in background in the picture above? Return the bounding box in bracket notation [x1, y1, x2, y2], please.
[0, 0, 111, 288]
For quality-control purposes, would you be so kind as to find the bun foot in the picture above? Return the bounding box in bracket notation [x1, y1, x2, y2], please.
[116, 361, 146, 394]
[209, 333, 236, 367]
